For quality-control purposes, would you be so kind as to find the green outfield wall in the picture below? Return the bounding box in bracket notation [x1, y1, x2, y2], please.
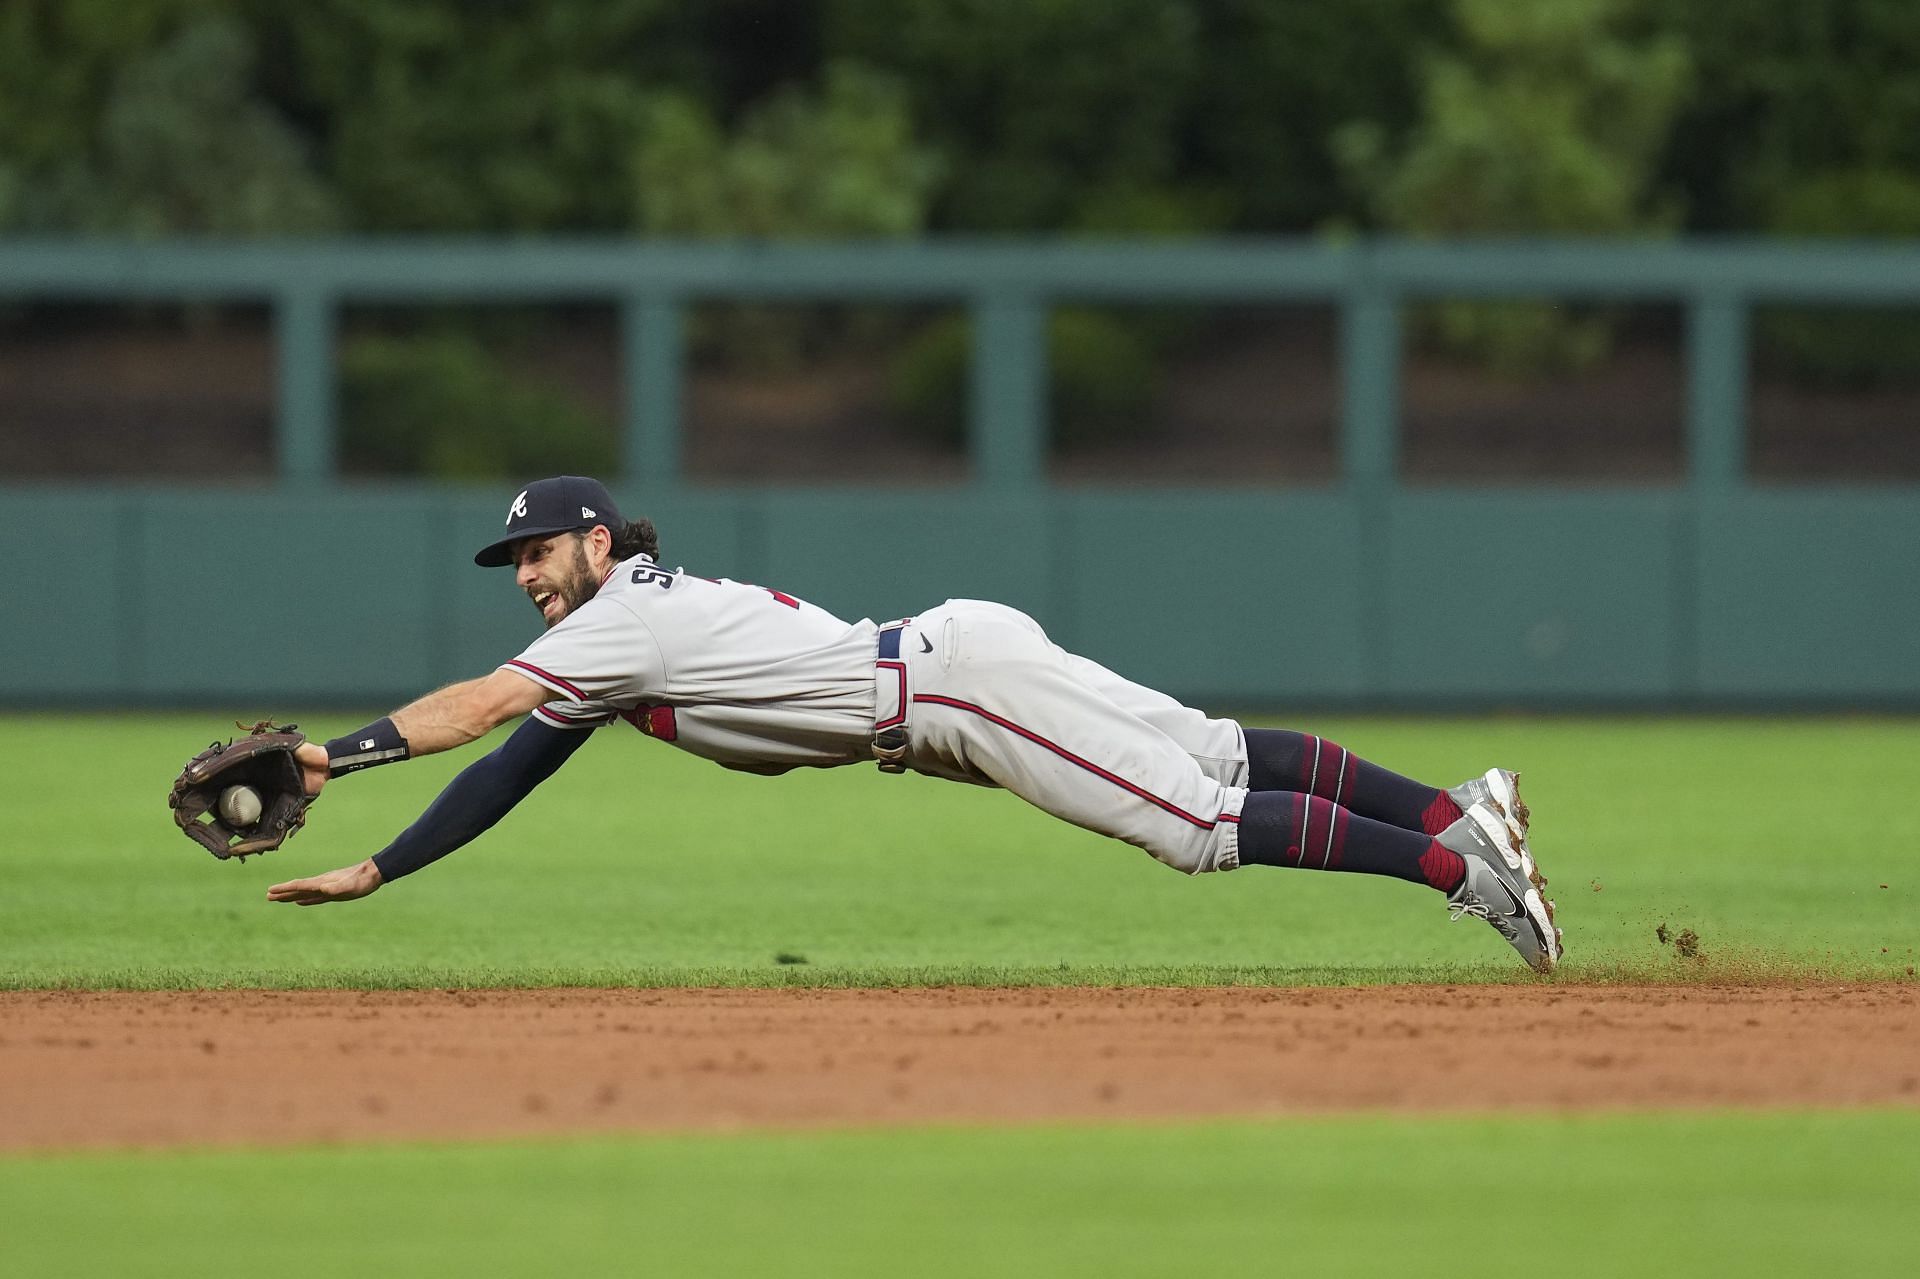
[4, 239, 1918, 707]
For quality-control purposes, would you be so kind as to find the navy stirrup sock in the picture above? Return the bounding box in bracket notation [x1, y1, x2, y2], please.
[1236, 790, 1465, 894]
[1244, 729, 1462, 835]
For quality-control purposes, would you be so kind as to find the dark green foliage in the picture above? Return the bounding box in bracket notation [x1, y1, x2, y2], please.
[1047, 309, 1160, 443]
[7, 0, 1920, 245]
[631, 62, 941, 240]
[1661, 0, 1920, 385]
[1338, 0, 1690, 374]
[1338, 0, 1690, 237]
[271, 0, 686, 232]
[0, 0, 221, 178]
[6, 0, 1920, 244]
[825, 0, 1214, 232]
[886, 317, 971, 444]
[889, 308, 1158, 448]
[1185, 0, 1446, 232]
[632, 62, 943, 373]
[0, 4, 335, 234]
[1659, 0, 1920, 232]
[1758, 170, 1920, 387]
[7, 0, 1920, 391]
[340, 331, 616, 480]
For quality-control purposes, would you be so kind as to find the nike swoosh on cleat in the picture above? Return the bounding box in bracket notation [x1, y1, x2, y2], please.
[1489, 877, 1526, 917]
[919, 634, 933, 653]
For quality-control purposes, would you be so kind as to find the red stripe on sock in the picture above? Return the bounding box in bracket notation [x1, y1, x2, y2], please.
[1319, 738, 1347, 805]
[1420, 791, 1463, 836]
[1295, 794, 1351, 870]
[1418, 841, 1466, 893]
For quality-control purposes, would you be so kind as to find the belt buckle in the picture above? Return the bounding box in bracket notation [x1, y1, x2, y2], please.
[874, 617, 913, 773]
[873, 724, 910, 774]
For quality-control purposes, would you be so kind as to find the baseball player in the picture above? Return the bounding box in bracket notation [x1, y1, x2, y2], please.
[268, 476, 1562, 971]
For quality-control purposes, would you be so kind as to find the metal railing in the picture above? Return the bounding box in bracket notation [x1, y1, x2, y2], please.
[6, 237, 1920, 493]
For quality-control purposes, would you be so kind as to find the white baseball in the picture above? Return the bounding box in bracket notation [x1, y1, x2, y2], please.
[218, 785, 263, 827]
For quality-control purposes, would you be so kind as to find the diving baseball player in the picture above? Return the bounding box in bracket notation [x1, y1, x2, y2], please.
[269, 476, 1562, 971]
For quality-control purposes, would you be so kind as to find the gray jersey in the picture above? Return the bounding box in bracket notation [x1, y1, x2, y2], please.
[502, 555, 879, 772]
[506, 557, 1250, 878]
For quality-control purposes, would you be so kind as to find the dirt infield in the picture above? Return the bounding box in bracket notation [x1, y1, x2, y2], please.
[2, 983, 1915, 1151]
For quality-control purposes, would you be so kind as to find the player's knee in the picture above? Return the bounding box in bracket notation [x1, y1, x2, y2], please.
[1142, 832, 1235, 876]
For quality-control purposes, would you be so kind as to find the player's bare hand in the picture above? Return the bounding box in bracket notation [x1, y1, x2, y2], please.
[267, 858, 383, 906]
[293, 741, 330, 797]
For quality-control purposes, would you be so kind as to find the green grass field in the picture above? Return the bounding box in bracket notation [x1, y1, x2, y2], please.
[3, 712, 1914, 986]
[7, 1111, 1919, 1277]
[5, 712, 1917, 1275]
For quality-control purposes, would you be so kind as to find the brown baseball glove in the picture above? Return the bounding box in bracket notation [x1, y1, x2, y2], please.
[168, 721, 315, 860]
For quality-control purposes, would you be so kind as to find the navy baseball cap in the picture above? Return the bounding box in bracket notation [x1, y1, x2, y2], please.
[474, 476, 625, 567]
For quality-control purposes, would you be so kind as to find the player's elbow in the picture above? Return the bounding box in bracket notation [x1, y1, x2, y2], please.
[469, 671, 545, 734]
[451, 704, 505, 743]
[456, 697, 514, 741]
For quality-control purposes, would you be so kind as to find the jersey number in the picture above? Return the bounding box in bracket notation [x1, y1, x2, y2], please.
[631, 564, 674, 589]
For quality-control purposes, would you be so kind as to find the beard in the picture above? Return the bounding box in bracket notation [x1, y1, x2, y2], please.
[541, 539, 604, 628]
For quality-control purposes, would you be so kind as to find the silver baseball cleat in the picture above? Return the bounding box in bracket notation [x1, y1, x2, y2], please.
[1439, 801, 1563, 973]
[1449, 767, 1542, 886]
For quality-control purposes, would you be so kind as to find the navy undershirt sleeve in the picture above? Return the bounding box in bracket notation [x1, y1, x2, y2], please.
[370, 716, 593, 882]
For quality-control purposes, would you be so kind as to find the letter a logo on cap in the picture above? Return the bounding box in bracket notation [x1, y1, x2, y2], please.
[507, 490, 529, 524]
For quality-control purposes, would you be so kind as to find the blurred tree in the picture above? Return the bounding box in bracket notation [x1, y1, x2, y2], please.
[69, 17, 337, 234]
[632, 60, 944, 372]
[340, 329, 616, 479]
[687, 0, 824, 123]
[1661, 0, 1920, 233]
[1337, 0, 1691, 374]
[825, 0, 1213, 233]
[825, 0, 1214, 443]
[9, 1, 1920, 244]
[0, 2, 334, 234]
[889, 308, 1159, 449]
[0, 0, 220, 184]
[1186, 0, 1446, 232]
[1759, 169, 1920, 386]
[632, 61, 941, 240]
[273, 0, 689, 232]
[273, 0, 696, 476]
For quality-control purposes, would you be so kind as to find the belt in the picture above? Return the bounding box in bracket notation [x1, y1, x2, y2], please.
[873, 618, 913, 772]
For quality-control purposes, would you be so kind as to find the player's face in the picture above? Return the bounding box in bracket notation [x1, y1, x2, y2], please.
[512, 533, 599, 628]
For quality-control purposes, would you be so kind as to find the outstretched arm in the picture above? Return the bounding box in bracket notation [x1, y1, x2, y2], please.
[389, 668, 551, 756]
[290, 668, 551, 793]
[267, 714, 594, 906]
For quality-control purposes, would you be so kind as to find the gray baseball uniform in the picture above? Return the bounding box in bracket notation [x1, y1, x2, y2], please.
[504, 555, 1249, 874]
